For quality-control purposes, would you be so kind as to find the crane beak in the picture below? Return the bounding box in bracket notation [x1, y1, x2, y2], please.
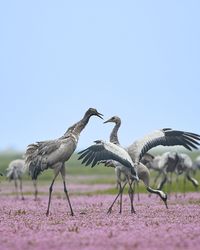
[103, 118, 112, 123]
[164, 199, 168, 209]
[96, 112, 104, 119]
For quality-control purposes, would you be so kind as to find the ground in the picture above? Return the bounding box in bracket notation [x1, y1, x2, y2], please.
[0, 181, 200, 250]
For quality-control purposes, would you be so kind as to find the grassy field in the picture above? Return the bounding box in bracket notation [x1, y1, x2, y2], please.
[0, 150, 200, 195]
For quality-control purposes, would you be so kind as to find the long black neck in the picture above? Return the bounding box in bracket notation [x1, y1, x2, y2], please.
[147, 186, 162, 196]
[157, 175, 167, 190]
[110, 121, 121, 145]
[62, 113, 92, 139]
[186, 174, 199, 188]
[146, 186, 168, 208]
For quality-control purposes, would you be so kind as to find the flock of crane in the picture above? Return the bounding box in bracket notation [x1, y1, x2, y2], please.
[1, 108, 200, 216]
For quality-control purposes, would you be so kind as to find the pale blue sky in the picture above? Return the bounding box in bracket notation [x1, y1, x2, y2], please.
[0, 1, 200, 152]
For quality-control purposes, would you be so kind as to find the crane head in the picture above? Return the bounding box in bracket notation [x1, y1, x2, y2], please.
[86, 108, 103, 119]
[104, 116, 121, 124]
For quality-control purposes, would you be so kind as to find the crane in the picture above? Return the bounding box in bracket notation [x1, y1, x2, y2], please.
[6, 159, 26, 200]
[102, 116, 168, 212]
[79, 116, 200, 213]
[25, 108, 103, 216]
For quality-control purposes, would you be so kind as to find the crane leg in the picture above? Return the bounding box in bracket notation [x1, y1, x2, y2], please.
[175, 174, 179, 198]
[14, 179, 19, 199]
[183, 175, 186, 198]
[33, 179, 38, 201]
[119, 182, 123, 214]
[128, 181, 136, 214]
[167, 172, 173, 196]
[107, 182, 127, 214]
[46, 168, 60, 216]
[136, 181, 140, 201]
[60, 166, 74, 216]
[19, 177, 24, 200]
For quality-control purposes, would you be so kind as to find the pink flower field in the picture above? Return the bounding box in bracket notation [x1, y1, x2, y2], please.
[1, 188, 200, 250]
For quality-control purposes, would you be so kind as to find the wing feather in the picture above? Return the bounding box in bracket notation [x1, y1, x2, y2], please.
[127, 128, 200, 162]
[78, 140, 134, 170]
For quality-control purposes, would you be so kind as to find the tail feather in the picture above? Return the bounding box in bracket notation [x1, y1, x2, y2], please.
[25, 144, 46, 180]
[28, 162, 42, 180]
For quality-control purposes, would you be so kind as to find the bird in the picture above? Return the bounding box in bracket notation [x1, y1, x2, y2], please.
[6, 158, 39, 200]
[79, 117, 200, 213]
[178, 153, 199, 195]
[6, 159, 26, 200]
[25, 108, 103, 216]
[78, 139, 140, 212]
[158, 152, 199, 197]
[126, 127, 200, 163]
[192, 155, 200, 175]
[148, 152, 180, 191]
[102, 116, 168, 211]
[149, 152, 199, 196]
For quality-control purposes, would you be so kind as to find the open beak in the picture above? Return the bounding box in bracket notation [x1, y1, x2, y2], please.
[96, 112, 104, 119]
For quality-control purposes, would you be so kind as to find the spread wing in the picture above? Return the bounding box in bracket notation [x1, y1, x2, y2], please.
[78, 140, 134, 170]
[127, 128, 200, 162]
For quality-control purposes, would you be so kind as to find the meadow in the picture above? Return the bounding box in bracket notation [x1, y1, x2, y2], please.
[0, 150, 200, 250]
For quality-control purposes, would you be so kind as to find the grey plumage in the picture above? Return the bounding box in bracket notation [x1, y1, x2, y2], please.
[78, 139, 140, 213]
[6, 159, 26, 200]
[84, 116, 200, 211]
[25, 108, 103, 216]
[127, 128, 200, 163]
[78, 140, 139, 180]
[149, 152, 199, 196]
[102, 116, 168, 211]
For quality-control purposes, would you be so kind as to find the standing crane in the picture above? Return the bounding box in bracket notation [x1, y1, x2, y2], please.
[153, 152, 199, 196]
[78, 139, 140, 213]
[96, 116, 167, 212]
[103, 116, 168, 211]
[192, 155, 200, 175]
[78, 117, 200, 213]
[6, 158, 39, 200]
[25, 108, 103, 216]
[6, 159, 26, 200]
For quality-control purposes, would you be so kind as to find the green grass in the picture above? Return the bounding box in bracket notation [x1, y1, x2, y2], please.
[0, 153, 114, 180]
[1, 151, 200, 195]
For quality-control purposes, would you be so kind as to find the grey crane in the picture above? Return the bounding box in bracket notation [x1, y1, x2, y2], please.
[126, 128, 200, 163]
[154, 152, 199, 195]
[78, 139, 140, 212]
[25, 108, 103, 216]
[79, 117, 200, 213]
[6, 158, 39, 200]
[0, 172, 3, 191]
[192, 155, 200, 175]
[147, 152, 179, 191]
[6, 159, 26, 200]
[102, 116, 168, 212]
[178, 153, 199, 194]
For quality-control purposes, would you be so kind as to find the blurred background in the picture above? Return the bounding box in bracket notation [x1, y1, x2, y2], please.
[0, 1, 200, 189]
